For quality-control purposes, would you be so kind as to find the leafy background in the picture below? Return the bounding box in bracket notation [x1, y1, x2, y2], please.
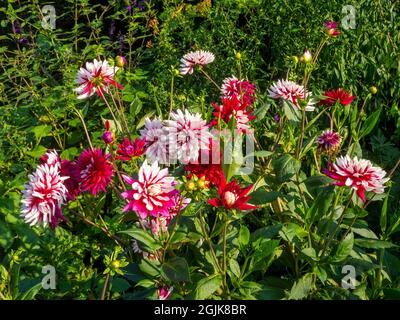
[0, 0, 399, 299]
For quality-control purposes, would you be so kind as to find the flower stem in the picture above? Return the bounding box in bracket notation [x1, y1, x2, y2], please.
[74, 107, 94, 150]
[200, 68, 220, 90]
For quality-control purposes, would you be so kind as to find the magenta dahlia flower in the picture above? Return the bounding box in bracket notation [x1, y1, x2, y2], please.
[325, 21, 340, 37]
[21, 161, 69, 229]
[158, 286, 173, 300]
[221, 76, 256, 105]
[316, 130, 342, 154]
[121, 160, 176, 219]
[73, 59, 123, 100]
[60, 159, 81, 201]
[323, 155, 389, 202]
[75, 148, 113, 195]
[268, 79, 315, 111]
[165, 109, 211, 164]
[180, 50, 215, 75]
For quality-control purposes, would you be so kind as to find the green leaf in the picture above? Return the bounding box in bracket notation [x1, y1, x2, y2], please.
[331, 232, 354, 263]
[249, 240, 280, 272]
[238, 225, 250, 249]
[138, 258, 161, 277]
[272, 154, 301, 183]
[229, 259, 241, 279]
[301, 247, 318, 261]
[313, 266, 327, 283]
[288, 273, 313, 300]
[359, 107, 381, 139]
[26, 145, 48, 158]
[355, 238, 397, 249]
[0, 221, 14, 249]
[161, 257, 190, 283]
[110, 278, 130, 293]
[380, 190, 390, 234]
[119, 227, 161, 251]
[31, 125, 52, 141]
[17, 282, 42, 300]
[305, 187, 335, 224]
[194, 275, 223, 300]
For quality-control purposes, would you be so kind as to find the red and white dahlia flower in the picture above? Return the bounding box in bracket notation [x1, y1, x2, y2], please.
[140, 118, 169, 164]
[268, 79, 315, 111]
[121, 160, 177, 219]
[21, 151, 69, 229]
[221, 76, 256, 105]
[323, 155, 389, 202]
[73, 59, 123, 100]
[165, 109, 211, 164]
[180, 50, 215, 75]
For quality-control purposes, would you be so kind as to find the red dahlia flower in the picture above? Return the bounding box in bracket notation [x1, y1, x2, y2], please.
[116, 137, 146, 161]
[322, 155, 389, 202]
[211, 95, 256, 133]
[208, 176, 257, 210]
[75, 148, 114, 195]
[319, 88, 356, 106]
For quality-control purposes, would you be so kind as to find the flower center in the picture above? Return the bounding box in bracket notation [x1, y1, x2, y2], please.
[223, 191, 237, 207]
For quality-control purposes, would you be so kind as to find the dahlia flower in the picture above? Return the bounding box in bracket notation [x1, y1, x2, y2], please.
[316, 130, 342, 154]
[211, 95, 256, 133]
[60, 159, 81, 201]
[139, 118, 169, 164]
[319, 88, 356, 106]
[208, 176, 257, 210]
[268, 79, 315, 111]
[39, 150, 60, 167]
[121, 160, 176, 219]
[180, 50, 215, 75]
[323, 155, 389, 202]
[21, 162, 69, 229]
[73, 59, 123, 100]
[116, 137, 146, 161]
[185, 164, 224, 187]
[158, 286, 173, 300]
[325, 21, 340, 37]
[75, 148, 113, 195]
[165, 109, 211, 164]
[221, 76, 256, 105]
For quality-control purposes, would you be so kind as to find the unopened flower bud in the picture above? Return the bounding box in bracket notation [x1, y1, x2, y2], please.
[111, 260, 121, 269]
[116, 55, 127, 68]
[301, 49, 312, 63]
[370, 86, 378, 95]
[102, 131, 114, 144]
[185, 181, 196, 191]
[223, 191, 237, 207]
[291, 55, 299, 64]
[235, 52, 242, 60]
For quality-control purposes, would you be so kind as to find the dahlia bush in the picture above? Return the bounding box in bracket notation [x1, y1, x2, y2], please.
[1, 0, 399, 302]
